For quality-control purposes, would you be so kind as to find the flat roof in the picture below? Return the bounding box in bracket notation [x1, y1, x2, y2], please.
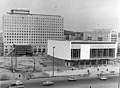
[6, 12, 62, 17]
[71, 41, 116, 44]
[48, 40, 117, 44]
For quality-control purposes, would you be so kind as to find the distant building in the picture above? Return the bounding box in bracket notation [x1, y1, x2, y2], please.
[0, 33, 3, 56]
[64, 30, 83, 40]
[48, 40, 117, 66]
[83, 29, 119, 57]
[117, 33, 120, 57]
[83, 29, 118, 42]
[0, 43, 3, 56]
[0, 33, 3, 43]
[2, 9, 64, 55]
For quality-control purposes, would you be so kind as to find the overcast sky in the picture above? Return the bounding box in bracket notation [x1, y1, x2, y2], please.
[0, 0, 120, 32]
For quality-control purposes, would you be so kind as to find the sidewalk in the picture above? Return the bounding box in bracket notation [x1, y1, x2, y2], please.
[0, 64, 119, 83]
[45, 65, 119, 77]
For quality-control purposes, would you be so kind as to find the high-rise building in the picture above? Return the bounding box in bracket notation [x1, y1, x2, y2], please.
[83, 29, 118, 42]
[2, 9, 64, 55]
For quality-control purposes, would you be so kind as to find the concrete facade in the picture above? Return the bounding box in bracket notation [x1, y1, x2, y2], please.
[48, 40, 117, 60]
[2, 9, 64, 55]
[83, 29, 118, 42]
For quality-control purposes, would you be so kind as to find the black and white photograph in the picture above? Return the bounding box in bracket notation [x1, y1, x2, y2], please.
[0, 0, 120, 88]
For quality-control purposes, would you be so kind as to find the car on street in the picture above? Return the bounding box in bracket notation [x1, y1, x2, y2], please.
[42, 80, 54, 86]
[83, 74, 89, 77]
[68, 76, 77, 81]
[100, 76, 108, 80]
[7, 80, 24, 88]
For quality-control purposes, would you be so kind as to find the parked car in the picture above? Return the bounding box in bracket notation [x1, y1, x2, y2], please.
[100, 76, 108, 80]
[110, 71, 115, 74]
[68, 76, 77, 81]
[42, 80, 54, 86]
[7, 81, 24, 88]
[83, 74, 89, 77]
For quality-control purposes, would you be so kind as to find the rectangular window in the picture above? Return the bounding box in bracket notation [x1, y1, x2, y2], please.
[90, 48, 115, 58]
[71, 49, 80, 59]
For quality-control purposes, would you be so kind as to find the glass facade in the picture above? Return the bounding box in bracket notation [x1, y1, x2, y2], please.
[90, 48, 115, 58]
[13, 45, 33, 56]
[71, 49, 80, 59]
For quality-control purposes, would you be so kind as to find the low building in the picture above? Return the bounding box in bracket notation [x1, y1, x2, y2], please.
[64, 30, 83, 40]
[117, 33, 120, 57]
[47, 40, 117, 66]
[83, 29, 118, 42]
[0, 33, 3, 56]
[12, 44, 33, 56]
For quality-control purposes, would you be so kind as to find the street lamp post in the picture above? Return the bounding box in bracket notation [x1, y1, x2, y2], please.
[118, 65, 120, 88]
[29, 57, 36, 72]
[53, 47, 55, 77]
[33, 58, 35, 72]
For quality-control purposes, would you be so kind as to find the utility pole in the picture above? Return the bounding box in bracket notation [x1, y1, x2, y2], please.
[33, 57, 35, 72]
[11, 54, 13, 73]
[53, 47, 55, 77]
[29, 57, 36, 72]
[118, 65, 120, 88]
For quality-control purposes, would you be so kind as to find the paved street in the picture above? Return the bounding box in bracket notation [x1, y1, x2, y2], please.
[1, 75, 119, 88]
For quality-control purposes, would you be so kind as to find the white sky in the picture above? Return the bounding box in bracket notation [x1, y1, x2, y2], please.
[0, 0, 120, 32]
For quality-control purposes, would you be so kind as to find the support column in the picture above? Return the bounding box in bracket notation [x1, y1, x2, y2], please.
[102, 49, 103, 58]
[90, 60, 91, 66]
[96, 49, 98, 57]
[106, 60, 108, 65]
[84, 60, 86, 66]
[68, 62, 71, 66]
[108, 49, 109, 57]
[96, 60, 98, 66]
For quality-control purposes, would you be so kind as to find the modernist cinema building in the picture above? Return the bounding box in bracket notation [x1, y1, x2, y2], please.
[47, 40, 117, 66]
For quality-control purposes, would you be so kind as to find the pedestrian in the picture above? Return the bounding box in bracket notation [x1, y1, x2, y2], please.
[19, 74, 20, 77]
[87, 70, 90, 74]
[97, 68, 99, 71]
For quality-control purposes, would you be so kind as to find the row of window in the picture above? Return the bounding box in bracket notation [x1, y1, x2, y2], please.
[4, 48, 46, 54]
[4, 37, 63, 40]
[4, 30, 63, 33]
[4, 22, 63, 26]
[90, 49, 115, 58]
[4, 32, 63, 35]
[4, 21, 63, 24]
[4, 34, 63, 37]
[4, 31, 63, 34]
[5, 41, 47, 44]
[5, 37, 63, 41]
[70, 48, 115, 59]
[4, 28, 63, 31]
[4, 27, 64, 29]
[71, 49, 81, 58]
[4, 45, 46, 48]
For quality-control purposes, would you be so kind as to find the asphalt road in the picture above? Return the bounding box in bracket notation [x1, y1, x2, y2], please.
[1, 76, 119, 88]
